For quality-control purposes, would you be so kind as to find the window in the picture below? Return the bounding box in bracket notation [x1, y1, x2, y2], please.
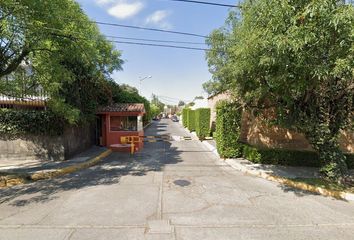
[110, 116, 137, 131]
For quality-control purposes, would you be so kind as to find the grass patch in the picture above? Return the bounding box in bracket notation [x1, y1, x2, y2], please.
[292, 178, 354, 193]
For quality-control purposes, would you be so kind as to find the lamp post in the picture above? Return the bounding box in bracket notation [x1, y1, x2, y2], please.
[139, 76, 152, 94]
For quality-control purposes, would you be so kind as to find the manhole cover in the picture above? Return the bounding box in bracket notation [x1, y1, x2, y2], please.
[173, 179, 191, 187]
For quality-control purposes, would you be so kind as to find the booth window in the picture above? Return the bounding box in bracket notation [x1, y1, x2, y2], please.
[110, 116, 137, 131]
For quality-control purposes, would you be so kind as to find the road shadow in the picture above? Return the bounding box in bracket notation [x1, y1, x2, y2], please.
[0, 121, 184, 207]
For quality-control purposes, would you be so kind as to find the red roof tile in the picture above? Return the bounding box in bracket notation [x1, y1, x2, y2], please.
[98, 103, 145, 113]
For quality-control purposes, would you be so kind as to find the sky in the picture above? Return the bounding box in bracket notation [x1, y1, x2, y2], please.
[76, 0, 235, 104]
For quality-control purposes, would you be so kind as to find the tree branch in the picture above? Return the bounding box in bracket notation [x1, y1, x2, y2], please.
[0, 47, 31, 78]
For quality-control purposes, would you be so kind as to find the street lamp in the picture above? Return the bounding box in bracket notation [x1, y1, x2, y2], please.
[139, 76, 152, 94]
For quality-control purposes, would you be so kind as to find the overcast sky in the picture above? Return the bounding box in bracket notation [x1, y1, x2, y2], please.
[76, 0, 235, 104]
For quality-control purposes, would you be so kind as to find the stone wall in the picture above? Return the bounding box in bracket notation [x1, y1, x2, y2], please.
[0, 124, 95, 163]
[240, 111, 354, 154]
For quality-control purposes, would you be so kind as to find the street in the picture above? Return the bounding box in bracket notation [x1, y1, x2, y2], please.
[1, 119, 354, 240]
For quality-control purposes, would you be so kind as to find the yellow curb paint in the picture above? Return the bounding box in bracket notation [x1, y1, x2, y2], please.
[1, 149, 112, 187]
[263, 173, 346, 200]
[239, 167, 351, 200]
[31, 149, 112, 181]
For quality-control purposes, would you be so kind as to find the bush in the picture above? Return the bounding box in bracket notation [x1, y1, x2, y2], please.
[0, 109, 66, 137]
[195, 108, 211, 140]
[215, 101, 243, 158]
[242, 145, 354, 169]
[187, 109, 196, 131]
[182, 108, 188, 127]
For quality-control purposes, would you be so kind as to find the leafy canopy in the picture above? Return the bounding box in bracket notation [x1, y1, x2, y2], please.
[207, 0, 354, 181]
[1, 0, 123, 123]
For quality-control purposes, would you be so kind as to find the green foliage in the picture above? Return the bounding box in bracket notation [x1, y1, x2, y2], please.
[242, 145, 354, 169]
[207, 0, 354, 181]
[215, 101, 243, 158]
[150, 104, 160, 118]
[187, 109, 196, 131]
[0, 109, 65, 136]
[182, 108, 188, 127]
[105, 80, 152, 123]
[151, 94, 165, 113]
[1, 0, 123, 123]
[195, 108, 211, 140]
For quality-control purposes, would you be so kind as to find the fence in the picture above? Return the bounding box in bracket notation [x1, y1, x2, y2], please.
[0, 89, 49, 110]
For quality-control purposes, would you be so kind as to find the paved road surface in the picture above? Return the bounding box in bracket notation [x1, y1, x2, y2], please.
[1, 119, 354, 239]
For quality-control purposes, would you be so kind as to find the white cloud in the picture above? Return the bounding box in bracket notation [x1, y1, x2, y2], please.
[95, 0, 115, 6]
[95, 0, 144, 19]
[107, 1, 144, 19]
[145, 10, 172, 29]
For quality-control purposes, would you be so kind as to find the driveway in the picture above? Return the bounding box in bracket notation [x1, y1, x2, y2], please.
[0, 119, 354, 239]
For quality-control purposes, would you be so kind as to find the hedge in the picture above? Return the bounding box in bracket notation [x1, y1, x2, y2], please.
[242, 145, 354, 169]
[195, 108, 210, 140]
[187, 109, 196, 131]
[182, 108, 188, 127]
[0, 109, 66, 137]
[215, 101, 243, 158]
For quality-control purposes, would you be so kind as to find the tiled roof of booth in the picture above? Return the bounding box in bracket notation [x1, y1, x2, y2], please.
[98, 103, 145, 113]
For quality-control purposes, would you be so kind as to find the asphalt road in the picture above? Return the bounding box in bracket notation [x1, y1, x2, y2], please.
[1, 119, 354, 240]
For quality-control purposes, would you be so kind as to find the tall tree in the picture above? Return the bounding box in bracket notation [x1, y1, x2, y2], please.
[0, 0, 123, 123]
[207, 0, 354, 182]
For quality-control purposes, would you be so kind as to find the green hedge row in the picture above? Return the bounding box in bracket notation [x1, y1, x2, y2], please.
[211, 100, 354, 169]
[242, 145, 354, 169]
[187, 109, 196, 131]
[0, 109, 66, 137]
[182, 108, 188, 127]
[215, 101, 243, 158]
[195, 108, 210, 140]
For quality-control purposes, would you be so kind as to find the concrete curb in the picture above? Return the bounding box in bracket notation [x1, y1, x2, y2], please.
[224, 158, 354, 201]
[200, 140, 354, 201]
[0, 149, 112, 188]
[201, 140, 220, 158]
[144, 121, 153, 129]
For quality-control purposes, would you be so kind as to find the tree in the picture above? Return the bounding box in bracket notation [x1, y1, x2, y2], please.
[178, 100, 185, 107]
[151, 94, 165, 112]
[1, 0, 123, 123]
[150, 104, 160, 118]
[207, 0, 354, 182]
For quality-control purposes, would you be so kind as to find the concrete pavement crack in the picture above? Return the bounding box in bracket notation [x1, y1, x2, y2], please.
[65, 228, 76, 240]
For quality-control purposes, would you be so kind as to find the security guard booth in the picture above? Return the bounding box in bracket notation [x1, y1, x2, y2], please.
[97, 103, 145, 152]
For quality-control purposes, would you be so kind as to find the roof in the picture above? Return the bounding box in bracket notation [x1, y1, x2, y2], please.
[97, 103, 145, 113]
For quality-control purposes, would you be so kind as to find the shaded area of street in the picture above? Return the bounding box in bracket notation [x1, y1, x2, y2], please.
[0, 119, 354, 240]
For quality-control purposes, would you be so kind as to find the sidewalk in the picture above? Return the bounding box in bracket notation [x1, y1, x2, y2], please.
[202, 139, 354, 201]
[202, 140, 320, 179]
[0, 146, 111, 187]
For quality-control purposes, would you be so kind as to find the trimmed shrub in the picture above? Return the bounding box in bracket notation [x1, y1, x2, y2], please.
[195, 108, 211, 140]
[187, 109, 196, 131]
[242, 145, 354, 169]
[182, 108, 189, 127]
[0, 109, 66, 137]
[215, 101, 243, 158]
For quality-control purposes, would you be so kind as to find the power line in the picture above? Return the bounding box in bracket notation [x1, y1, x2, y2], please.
[39, 25, 206, 46]
[31, 25, 209, 51]
[166, 0, 240, 8]
[94, 21, 208, 38]
[109, 40, 208, 51]
[105, 35, 206, 45]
